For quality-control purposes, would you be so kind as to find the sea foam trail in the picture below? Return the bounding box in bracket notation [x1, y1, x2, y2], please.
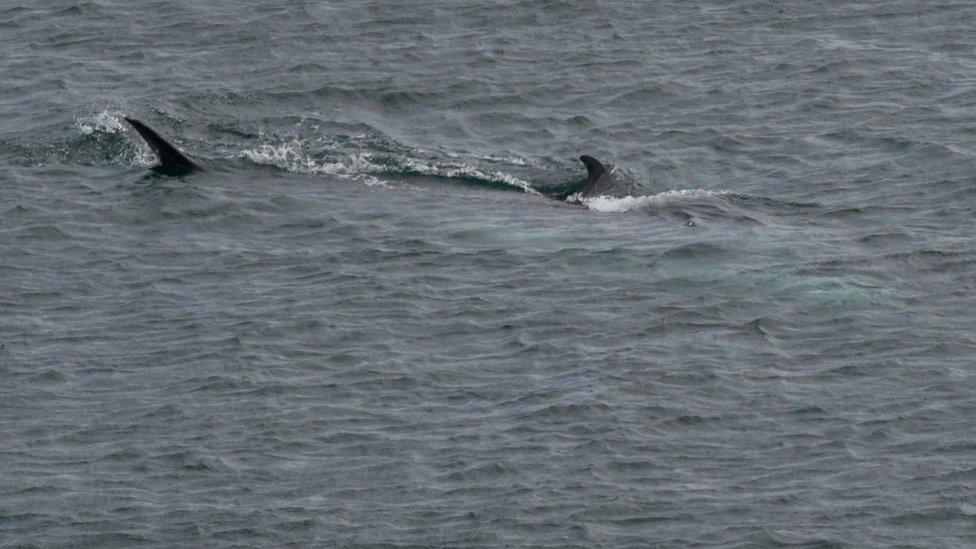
[399, 157, 541, 195]
[242, 139, 377, 176]
[581, 189, 730, 212]
[241, 139, 540, 194]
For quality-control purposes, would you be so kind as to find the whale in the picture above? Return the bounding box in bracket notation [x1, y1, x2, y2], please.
[577, 155, 613, 196]
[124, 117, 202, 176]
[124, 117, 610, 198]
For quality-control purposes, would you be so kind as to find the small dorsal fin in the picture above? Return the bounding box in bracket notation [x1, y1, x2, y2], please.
[124, 117, 201, 175]
[579, 155, 606, 185]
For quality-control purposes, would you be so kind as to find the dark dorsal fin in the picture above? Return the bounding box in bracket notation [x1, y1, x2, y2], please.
[577, 154, 613, 196]
[124, 117, 201, 175]
[579, 155, 606, 185]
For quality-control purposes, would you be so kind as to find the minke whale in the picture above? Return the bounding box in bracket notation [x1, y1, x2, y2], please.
[124, 117, 611, 198]
[527, 154, 614, 201]
[124, 117, 202, 176]
[577, 155, 614, 196]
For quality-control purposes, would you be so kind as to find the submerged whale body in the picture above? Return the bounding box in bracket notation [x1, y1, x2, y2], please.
[124, 117, 610, 198]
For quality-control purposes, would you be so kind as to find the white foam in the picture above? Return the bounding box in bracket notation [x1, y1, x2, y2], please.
[242, 139, 381, 176]
[77, 110, 125, 135]
[76, 109, 156, 167]
[243, 139, 539, 194]
[581, 189, 728, 212]
[399, 157, 541, 195]
[445, 150, 533, 166]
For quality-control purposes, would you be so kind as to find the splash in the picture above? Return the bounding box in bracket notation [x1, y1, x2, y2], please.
[77, 110, 126, 135]
[71, 109, 154, 167]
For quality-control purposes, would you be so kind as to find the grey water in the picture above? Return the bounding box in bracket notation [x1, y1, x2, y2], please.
[3, 1, 976, 546]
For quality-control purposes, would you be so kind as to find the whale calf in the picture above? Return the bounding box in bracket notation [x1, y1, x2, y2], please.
[124, 117, 609, 198]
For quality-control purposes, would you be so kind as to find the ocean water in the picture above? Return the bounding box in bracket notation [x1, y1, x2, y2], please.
[3, 1, 976, 546]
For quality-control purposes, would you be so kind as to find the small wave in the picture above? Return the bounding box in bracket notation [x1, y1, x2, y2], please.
[580, 189, 730, 212]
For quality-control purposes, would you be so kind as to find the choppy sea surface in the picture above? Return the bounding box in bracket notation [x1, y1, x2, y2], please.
[3, 1, 976, 546]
